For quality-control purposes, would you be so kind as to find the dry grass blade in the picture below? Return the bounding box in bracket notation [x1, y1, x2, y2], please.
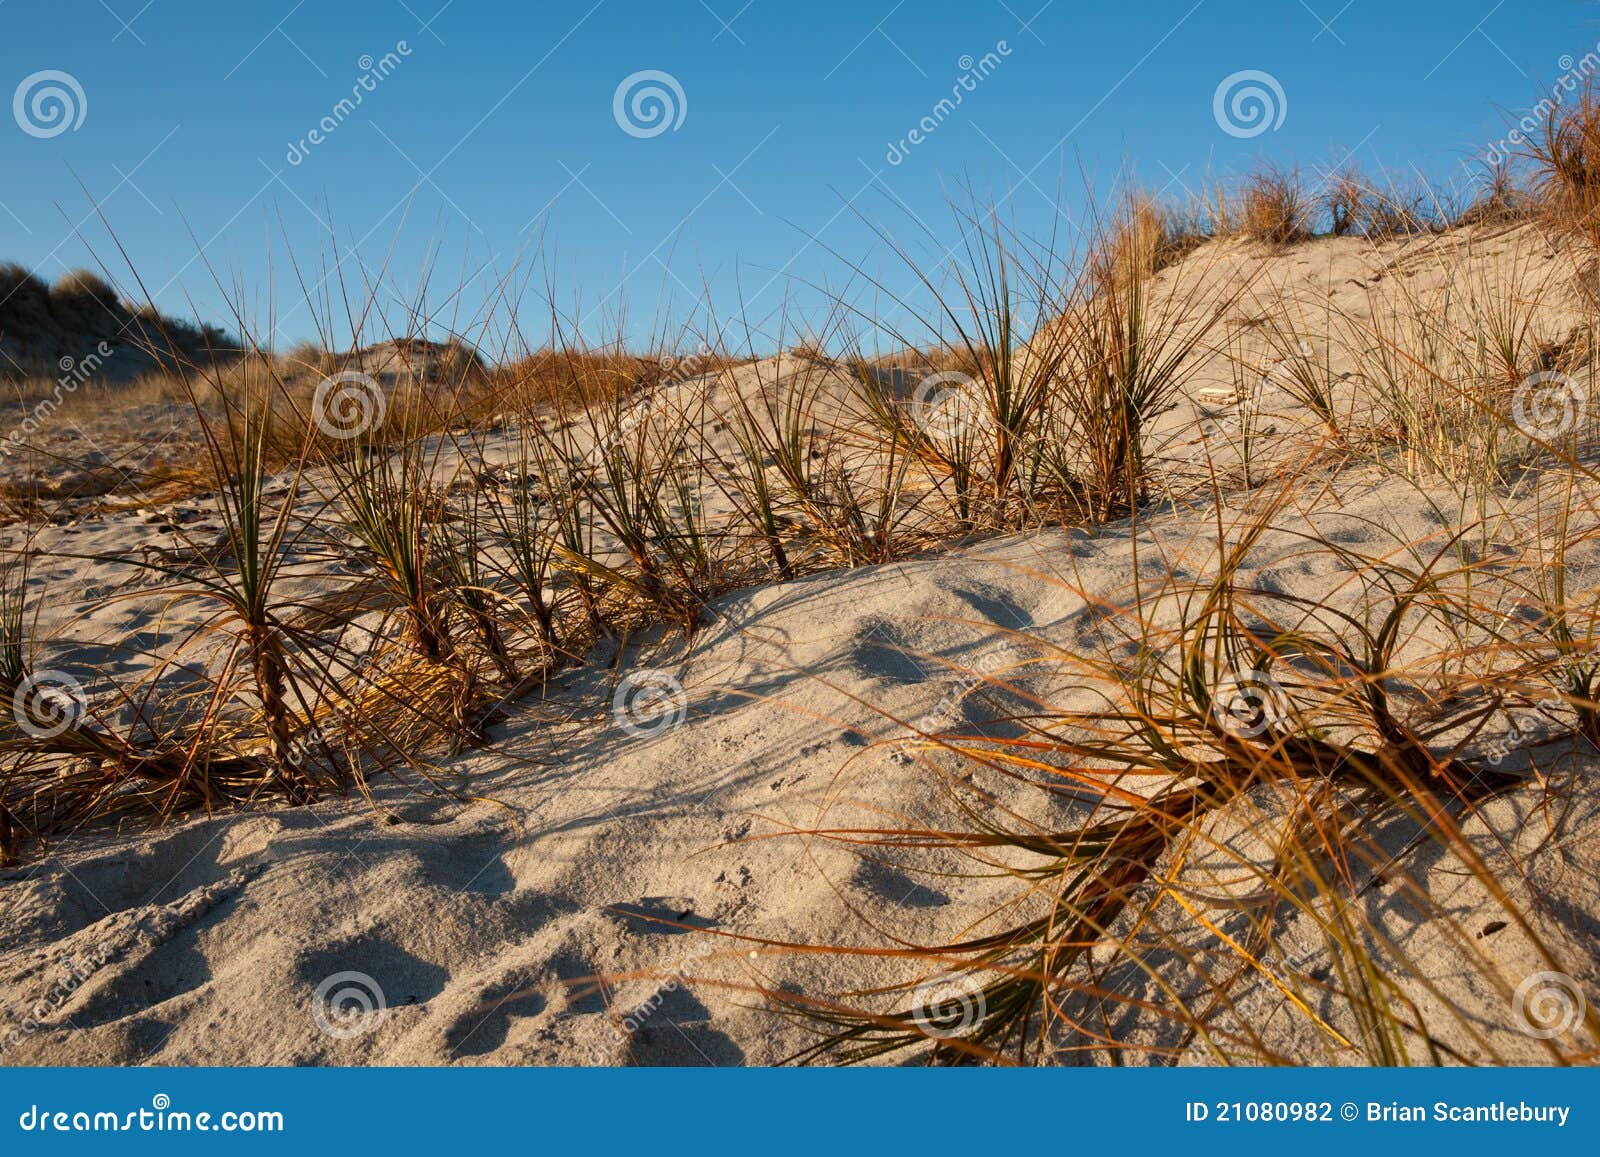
[762, 477, 1599, 1065]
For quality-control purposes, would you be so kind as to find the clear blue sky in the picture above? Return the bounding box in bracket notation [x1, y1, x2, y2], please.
[1, 0, 1594, 354]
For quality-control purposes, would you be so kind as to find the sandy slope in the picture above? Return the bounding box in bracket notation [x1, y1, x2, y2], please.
[3, 472, 1596, 1066]
[1, 225, 1597, 1066]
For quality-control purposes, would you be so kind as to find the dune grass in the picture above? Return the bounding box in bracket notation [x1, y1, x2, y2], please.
[0, 84, 1598, 1065]
[752, 463, 1599, 1065]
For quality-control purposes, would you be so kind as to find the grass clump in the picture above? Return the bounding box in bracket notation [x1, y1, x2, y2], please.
[767, 479, 1598, 1064]
[1239, 163, 1310, 245]
[1530, 79, 1600, 249]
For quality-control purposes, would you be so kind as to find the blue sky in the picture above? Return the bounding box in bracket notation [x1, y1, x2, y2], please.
[1, 0, 1594, 353]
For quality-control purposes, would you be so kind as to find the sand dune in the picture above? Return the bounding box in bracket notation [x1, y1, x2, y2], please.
[2, 223, 1598, 1066]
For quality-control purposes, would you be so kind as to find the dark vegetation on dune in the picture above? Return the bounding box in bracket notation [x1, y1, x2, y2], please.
[0, 264, 231, 382]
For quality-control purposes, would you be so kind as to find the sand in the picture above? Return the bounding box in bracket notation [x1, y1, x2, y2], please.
[1, 223, 1597, 1066]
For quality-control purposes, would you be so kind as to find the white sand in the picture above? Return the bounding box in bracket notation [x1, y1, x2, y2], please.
[2, 223, 1596, 1066]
